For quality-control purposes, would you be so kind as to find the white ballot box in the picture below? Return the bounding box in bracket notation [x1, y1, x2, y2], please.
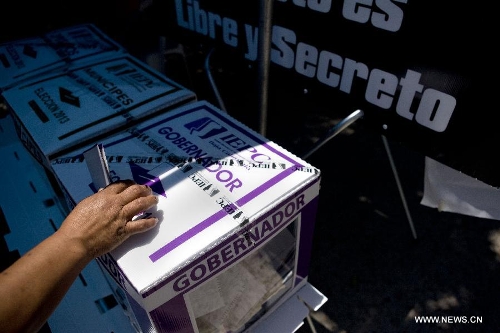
[0, 23, 127, 92]
[51, 100, 322, 333]
[2, 53, 196, 170]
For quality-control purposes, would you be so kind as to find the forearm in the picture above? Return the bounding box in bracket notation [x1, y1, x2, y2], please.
[0, 230, 92, 333]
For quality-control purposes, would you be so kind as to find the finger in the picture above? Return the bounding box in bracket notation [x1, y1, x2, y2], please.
[122, 194, 158, 220]
[102, 179, 135, 194]
[118, 183, 153, 205]
[124, 216, 159, 235]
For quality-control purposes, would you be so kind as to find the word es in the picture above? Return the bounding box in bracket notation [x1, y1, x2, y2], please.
[277, 0, 408, 32]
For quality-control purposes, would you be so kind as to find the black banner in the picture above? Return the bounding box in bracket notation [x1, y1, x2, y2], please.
[147, 0, 499, 188]
[1, 1, 497, 188]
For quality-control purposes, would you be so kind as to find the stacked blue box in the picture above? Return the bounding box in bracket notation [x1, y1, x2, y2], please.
[0, 114, 137, 333]
[0, 23, 127, 92]
[2, 52, 197, 170]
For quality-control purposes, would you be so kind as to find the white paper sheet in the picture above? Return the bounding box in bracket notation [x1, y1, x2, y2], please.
[421, 157, 500, 220]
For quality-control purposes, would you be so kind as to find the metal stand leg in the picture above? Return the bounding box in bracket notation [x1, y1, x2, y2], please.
[381, 135, 417, 239]
[301, 110, 364, 160]
[204, 48, 227, 113]
[306, 314, 318, 333]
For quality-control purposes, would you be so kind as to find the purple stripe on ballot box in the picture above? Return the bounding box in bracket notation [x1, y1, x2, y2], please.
[235, 166, 296, 206]
[149, 167, 298, 262]
[149, 209, 228, 262]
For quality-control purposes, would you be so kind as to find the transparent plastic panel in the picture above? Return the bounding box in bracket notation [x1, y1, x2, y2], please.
[187, 219, 298, 333]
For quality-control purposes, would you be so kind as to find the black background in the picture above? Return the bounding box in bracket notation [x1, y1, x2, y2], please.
[1, 0, 499, 187]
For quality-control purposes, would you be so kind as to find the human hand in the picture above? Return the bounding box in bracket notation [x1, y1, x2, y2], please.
[58, 179, 159, 259]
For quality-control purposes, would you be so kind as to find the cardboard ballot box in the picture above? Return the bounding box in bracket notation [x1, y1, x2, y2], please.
[2, 53, 196, 170]
[0, 23, 127, 92]
[51, 100, 322, 333]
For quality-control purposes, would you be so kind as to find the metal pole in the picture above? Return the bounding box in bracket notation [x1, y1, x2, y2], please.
[257, 0, 273, 136]
[382, 135, 418, 239]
